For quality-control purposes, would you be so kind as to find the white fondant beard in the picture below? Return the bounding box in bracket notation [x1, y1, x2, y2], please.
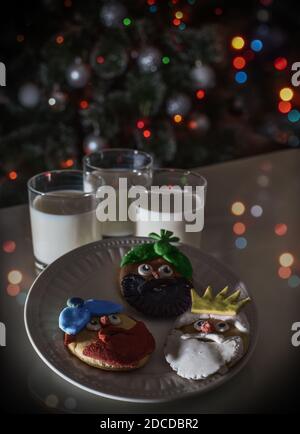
[164, 330, 244, 380]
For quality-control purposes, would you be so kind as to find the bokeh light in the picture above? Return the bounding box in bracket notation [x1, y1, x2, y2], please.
[6, 284, 21, 297]
[288, 275, 300, 288]
[257, 174, 270, 187]
[251, 205, 263, 217]
[136, 120, 145, 129]
[235, 71, 248, 84]
[175, 11, 183, 19]
[45, 394, 59, 408]
[7, 270, 23, 285]
[196, 89, 205, 100]
[231, 201, 246, 216]
[279, 87, 294, 102]
[251, 39, 263, 52]
[61, 159, 74, 168]
[288, 109, 300, 123]
[233, 222, 246, 235]
[173, 114, 183, 123]
[143, 129, 151, 138]
[3, 240, 16, 253]
[79, 100, 89, 109]
[162, 56, 170, 65]
[275, 223, 288, 236]
[235, 237, 248, 249]
[279, 253, 294, 267]
[64, 397, 77, 410]
[16, 292, 27, 306]
[274, 57, 288, 71]
[232, 36, 245, 50]
[278, 267, 292, 280]
[233, 56, 246, 70]
[278, 101, 292, 114]
[123, 17, 132, 26]
[56, 35, 64, 45]
[8, 171, 18, 180]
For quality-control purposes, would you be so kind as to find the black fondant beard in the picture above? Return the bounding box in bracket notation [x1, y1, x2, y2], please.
[121, 274, 192, 317]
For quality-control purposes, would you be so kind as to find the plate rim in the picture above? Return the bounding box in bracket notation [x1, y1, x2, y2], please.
[24, 237, 259, 403]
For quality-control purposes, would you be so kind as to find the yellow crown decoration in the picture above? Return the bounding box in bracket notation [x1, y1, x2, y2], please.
[191, 287, 251, 316]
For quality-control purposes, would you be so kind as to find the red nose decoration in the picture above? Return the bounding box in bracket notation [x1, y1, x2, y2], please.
[200, 321, 214, 334]
[100, 315, 110, 327]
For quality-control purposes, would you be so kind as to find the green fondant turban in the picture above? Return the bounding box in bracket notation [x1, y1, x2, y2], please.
[120, 230, 193, 280]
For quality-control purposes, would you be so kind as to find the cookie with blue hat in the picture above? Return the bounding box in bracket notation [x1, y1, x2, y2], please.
[59, 297, 155, 371]
[119, 230, 193, 318]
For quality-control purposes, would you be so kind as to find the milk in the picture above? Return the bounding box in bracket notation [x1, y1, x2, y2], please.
[134, 191, 204, 248]
[29, 190, 102, 266]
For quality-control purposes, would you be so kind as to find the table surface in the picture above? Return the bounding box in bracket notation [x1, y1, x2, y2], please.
[1, 149, 300, 414]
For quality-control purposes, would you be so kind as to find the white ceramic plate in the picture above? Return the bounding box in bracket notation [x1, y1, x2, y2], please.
[24, 238, 258, 403]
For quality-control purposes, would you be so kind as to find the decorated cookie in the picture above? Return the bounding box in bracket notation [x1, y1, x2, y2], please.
[164, 286, 251, 380]
[119, 230, 193, 318]
[59, 298, 155, 371]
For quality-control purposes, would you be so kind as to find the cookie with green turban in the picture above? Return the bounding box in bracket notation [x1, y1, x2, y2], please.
[119, 230, 193, 318]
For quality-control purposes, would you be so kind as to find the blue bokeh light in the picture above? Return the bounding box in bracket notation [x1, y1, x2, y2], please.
[251, 39, 263, 52]
[235, 71, 248, 84]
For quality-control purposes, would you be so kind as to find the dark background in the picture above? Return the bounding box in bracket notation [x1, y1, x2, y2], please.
[1, 0, 300, 207]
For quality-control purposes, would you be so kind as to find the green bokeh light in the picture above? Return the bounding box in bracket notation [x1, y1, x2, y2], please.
[123, 17, 132, 26]
[162, 56, 170, 65]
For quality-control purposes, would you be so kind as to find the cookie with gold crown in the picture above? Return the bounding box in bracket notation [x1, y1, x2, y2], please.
[119, 230, 193, 318]
[164, 286, 251, 380]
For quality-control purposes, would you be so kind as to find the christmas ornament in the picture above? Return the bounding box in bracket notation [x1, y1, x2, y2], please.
[18, 83, 40, 108]
[48, 85, 67, 111]
[100, 1, 126, 28]
[137, 47, 161, 73]
[166, 94, 191, 117]
[190, 62, 216, 89]
[66, 60, 90, 88]
[83, 133, 106, 154]
[91, 42, 128, 79]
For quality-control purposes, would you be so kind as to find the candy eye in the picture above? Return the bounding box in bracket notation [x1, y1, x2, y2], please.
[194, 320, 206, 331]
[108, 314, 121, 325]
[215, 321, 230, 333]
[86, 318, 101, 331]
[138, 264, 153, 276]
[158, 264, 173, 278]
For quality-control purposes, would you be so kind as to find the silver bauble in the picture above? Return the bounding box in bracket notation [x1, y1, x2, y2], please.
[190, 63, 216, 89]
[18, 83, 40, 108]
[137, 47, 161, 73]
[83, 134, 106, 154]
[66, 61, 90, 88]
[100, 1, 126, 28]
[166, 94, 191, 117]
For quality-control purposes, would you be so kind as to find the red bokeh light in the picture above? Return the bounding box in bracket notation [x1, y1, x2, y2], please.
[278, 101, 292, 114]
[233, 56, 246, 70]
[196, 89, 206, 100]
[274, 57, 288, 71]
[96, 56, 105, 64]
[143, 130, 151, 138]
[80, 100, 89, 110]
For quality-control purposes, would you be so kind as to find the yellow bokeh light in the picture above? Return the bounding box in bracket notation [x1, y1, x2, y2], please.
[232, 36, 245, 50]
[175, 11, 183, 19]
[279, 253, 294, 268]
[174, 114, 183, 123]
[231, 201, 245, 216]
[279, 87, 294, 102]
[8, 270, 23, 285]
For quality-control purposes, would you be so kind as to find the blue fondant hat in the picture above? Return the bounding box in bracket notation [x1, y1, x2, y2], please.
[59, 297, 123, 335]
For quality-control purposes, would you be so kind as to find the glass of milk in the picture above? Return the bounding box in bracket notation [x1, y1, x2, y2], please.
[134, 169, 207, 248]
[28, 170, 103, 270]
[83, 149, 153, 237]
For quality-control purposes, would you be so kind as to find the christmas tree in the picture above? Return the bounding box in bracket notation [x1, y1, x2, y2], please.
[1, 0, 299, 207]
